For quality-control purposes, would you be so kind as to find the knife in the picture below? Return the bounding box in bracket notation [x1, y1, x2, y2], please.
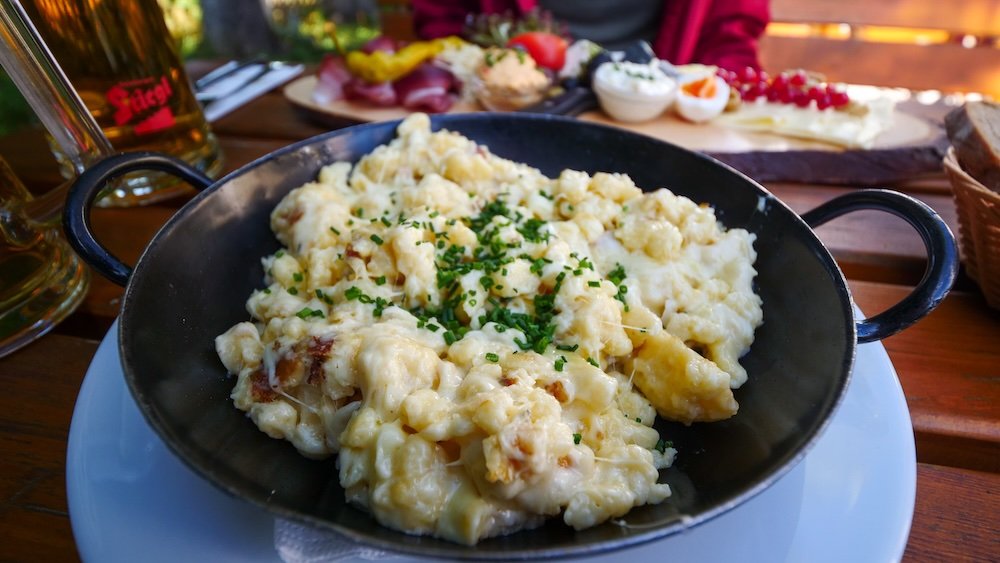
[194, 58, 264, 92]
[201, 62, 304, 122]
[196, 62, 271, 103]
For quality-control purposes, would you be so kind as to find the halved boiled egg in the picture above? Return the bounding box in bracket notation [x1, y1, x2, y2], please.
[674, 74, 730, 123]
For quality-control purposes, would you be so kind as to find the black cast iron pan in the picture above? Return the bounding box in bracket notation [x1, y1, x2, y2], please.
[64, 113, 957, 560]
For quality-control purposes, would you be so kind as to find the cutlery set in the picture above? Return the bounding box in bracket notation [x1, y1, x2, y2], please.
[195, 60, 304, 122]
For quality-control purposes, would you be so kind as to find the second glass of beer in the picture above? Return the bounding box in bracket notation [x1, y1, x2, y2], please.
[20, 0, 222, 206]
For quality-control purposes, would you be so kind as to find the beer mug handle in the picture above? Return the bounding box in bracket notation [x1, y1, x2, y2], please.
[64, 152, 214, 286]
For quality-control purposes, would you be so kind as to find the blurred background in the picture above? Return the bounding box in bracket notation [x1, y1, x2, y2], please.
[0, 0, 384, 135]
[3, 0, 998, 137]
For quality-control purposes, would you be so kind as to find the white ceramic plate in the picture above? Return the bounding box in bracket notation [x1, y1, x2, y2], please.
[67, 318, 915, 562]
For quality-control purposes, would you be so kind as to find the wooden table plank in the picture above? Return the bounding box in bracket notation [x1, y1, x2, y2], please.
[0, 334, 95, 563]
[904, 464, 1000, 562]
[850, 280, 1000, 473]
[212, 92, 335, 141]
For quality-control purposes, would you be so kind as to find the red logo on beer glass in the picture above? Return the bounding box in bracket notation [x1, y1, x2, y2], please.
[106, 76, 176, 134]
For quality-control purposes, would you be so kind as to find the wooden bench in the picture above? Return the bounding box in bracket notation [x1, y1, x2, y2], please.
[760, 0, 1000, 97]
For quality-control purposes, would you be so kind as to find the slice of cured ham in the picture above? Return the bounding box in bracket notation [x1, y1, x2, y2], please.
[313, 55, 352, 104]
[344, 79, 398, 106]
[315, 54, 396, 106]
[313, 55, 461, 113]
[393, 63, 460, 113]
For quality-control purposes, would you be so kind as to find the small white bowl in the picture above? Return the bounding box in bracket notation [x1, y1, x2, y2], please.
[593, 75, 676, 122]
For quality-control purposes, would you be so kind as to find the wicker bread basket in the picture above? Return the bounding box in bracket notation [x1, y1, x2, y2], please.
[943, 147, 1000, 309]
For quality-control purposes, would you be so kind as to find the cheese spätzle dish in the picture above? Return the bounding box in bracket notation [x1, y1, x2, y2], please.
[215, 113, 763, 544]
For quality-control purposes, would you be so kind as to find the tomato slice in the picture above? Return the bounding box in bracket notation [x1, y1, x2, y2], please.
[507, 32, 568, 71]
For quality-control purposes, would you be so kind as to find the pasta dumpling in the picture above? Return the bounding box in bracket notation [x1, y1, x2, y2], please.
[215, 113, 762, 545]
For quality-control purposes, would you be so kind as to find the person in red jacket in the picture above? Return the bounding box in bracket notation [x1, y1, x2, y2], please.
[411, 0, 769, 71]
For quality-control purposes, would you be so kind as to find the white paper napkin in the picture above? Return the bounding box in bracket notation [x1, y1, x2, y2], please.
[274, 518, 398, 563]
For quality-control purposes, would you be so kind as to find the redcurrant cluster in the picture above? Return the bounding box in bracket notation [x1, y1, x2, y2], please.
[716, 67, 851, 110]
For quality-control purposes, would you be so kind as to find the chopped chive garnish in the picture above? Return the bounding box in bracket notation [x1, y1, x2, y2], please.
[295, 307, 324, 319]
[654, 438, 673, 454]
[288, 287, 298, 295]
[608, 264, 627, 285]
[573, 433, 582, 444]
[370, 234, 384, 245]
[345, 286, 391, 316]
[587, 280, 601, 288]
[293, 272, 304, 283]
[485, 352, 499, 362]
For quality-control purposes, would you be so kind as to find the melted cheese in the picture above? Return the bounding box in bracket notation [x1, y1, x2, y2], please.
[715, 98, 896, 149]
[214, 113, 762, 545]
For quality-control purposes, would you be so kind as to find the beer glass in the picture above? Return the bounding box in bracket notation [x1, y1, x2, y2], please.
[17, 0, 223, 207]
[0, 155, 89, 357]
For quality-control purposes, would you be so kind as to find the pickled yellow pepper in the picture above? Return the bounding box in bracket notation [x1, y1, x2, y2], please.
[345, 37, 466, 83]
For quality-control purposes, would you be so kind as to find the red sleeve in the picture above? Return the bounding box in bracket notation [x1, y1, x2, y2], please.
[412, 0, 481, 39]
[693, 0, 770, 71]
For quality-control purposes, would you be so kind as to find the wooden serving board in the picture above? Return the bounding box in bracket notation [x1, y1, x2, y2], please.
[284, 75, 948, 185]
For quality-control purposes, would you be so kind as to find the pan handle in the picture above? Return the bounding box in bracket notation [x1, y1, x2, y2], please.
[801, 189, 958, 343]
[63, 152, 214, 287]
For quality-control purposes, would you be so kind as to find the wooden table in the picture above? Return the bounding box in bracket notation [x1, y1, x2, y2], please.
[1, 76, 998, 562]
